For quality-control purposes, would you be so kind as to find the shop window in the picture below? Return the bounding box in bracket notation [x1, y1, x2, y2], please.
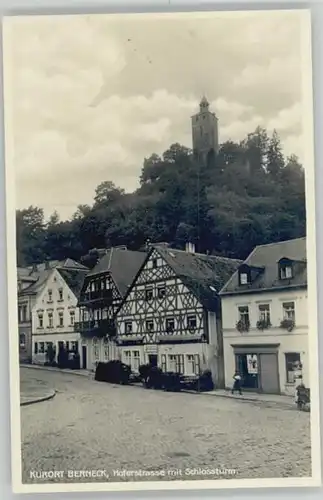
[285, 353, 301, 383]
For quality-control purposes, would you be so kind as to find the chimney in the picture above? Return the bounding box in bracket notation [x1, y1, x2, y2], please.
[185, 242, 195, 254]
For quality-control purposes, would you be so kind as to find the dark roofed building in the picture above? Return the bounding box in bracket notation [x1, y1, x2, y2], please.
[219, 237, 309, 396]
[220, 237, 306, 296]
[76, 247, 147, 371]
[116, 242, 241, 387]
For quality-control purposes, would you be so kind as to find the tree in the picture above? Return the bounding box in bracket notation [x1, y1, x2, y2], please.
[242, 126, 269, 173]
[94, 181, 125, 206]
[16, 129, 306, 266]
[16, 206, 46, 265]
[267, 130, 285, 177]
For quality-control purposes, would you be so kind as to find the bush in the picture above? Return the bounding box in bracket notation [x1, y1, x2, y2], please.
[146, 366, 164, 389]
[197, 370, 214, 391]
[95, 360, 131, 385]
[163, 372, 182, 392]
[139, 363, 151, 383]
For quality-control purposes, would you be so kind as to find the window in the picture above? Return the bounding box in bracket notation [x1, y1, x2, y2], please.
[238, 306, 250, 326]
[48, 289, 53, 302]
[71, 341, 78, 352]
[258, 304, 270, 322]
[240, 273, 249, 285]
[187, 354, 195, 375]
[125, 321, 133, 334]
[187, 314, 197, 329]
[48, 312, 53, 328]
[146, 320, 154, 332]
[280, 265, 293, 280]
[168, 354, 184, 374]
[166, 318, 175, 333]
[69, 310, 75, 326]
[157, 286, 166, 299]
[58, 288, 63, 301]
[39, 342, 45, 354]
[152, 259, 158, 269]
[38, 313, 44, 328]
[93, 338, 99, 359]
[34, 342, 38, 354]
[66, 341, 70, 351]
[186, 354, 200, 375]
[19, 333, 26, 348]
[285, 353, 301, 383]
[283, 302, 295, 321]
[58, 311, 64, 327]
[133, 351, 140, 371]
[124, 350, 131, 365]
[145, 288, 153, 301]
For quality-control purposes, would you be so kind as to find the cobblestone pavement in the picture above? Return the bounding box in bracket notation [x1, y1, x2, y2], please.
[20, 367, 311, 485]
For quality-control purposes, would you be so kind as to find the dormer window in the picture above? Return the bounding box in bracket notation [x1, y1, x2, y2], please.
[240, 273, 249, 285]
[278, 258, 294, 280]
[238, 265, 250, 286]
[280, 265, 293, 279]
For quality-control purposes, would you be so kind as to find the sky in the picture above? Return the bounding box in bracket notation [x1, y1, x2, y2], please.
[3, 10, 310, 221]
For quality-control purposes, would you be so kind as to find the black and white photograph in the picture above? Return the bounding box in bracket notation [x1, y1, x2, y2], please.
[2, 9, 322, 493]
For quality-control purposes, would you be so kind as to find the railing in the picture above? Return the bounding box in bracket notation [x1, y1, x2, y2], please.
[78, 289, 113, 304]
[74, 319, 117, 338]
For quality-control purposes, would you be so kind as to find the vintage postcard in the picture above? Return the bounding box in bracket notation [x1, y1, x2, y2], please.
[2, 9, 321, 494]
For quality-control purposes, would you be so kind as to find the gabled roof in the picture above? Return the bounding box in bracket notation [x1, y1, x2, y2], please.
[85, 248, 147, 297]
[220, 237, 307, 295]
[57, 268, 89, 300]
[26, 258, 87, 275]
[19, 259, 88, 295]
[153, 246, 242, 311]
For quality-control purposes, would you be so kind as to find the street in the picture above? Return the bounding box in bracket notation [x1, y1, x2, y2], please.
[20, 367, 311, 484]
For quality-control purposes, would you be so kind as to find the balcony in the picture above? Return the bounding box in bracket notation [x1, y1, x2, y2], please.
[78, 289, 113, 307]
[74, 319, 117, 339]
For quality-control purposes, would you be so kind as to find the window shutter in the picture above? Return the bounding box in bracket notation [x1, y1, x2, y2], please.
[194, 354, 200, 375]
[161, 354, 166, 372]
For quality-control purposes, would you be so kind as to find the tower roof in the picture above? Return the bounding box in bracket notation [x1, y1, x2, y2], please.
[200, 95, 209, 106]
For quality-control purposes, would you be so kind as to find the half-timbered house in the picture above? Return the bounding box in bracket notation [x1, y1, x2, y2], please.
[76, 246, 146, 371]
[116, 243, 241, 386]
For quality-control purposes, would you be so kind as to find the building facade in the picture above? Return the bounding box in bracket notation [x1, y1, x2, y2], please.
[116, 243, 240, 386]
[17, 267, 39, 362]
[220, 237, 308, 395]
[191, 96, 219, 164]
[31, 265, 88, 365]
[76, 247, 146, 371]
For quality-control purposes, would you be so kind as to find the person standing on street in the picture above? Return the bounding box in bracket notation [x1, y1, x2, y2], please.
[232, 371, 243, 395]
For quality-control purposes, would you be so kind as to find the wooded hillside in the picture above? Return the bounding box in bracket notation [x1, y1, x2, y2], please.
[16, 126, 305, 268]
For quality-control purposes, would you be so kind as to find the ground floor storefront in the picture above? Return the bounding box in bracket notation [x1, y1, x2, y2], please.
[32, 332, 82, 365]
[80, 337, 119, 371]
[223, 333, 308, 395]
[117, 341, 223, 386]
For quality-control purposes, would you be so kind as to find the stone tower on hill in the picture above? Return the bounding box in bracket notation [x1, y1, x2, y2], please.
[191, 96, 219, 164]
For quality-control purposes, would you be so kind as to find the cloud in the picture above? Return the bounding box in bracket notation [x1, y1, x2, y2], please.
[4, 11, 309, 220]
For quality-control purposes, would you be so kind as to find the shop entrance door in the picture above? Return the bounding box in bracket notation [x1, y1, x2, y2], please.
[259, 353, 280, 394]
